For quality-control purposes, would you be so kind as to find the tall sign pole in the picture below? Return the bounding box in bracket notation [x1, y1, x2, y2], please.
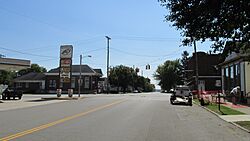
[105, 36, 111, 94]
[59, 45, 73, 97]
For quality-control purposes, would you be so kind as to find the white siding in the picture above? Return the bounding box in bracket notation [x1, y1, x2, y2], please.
[245, 62, 250, 95]
[221, 68, 224, 93]
[240, 62, 245, 92]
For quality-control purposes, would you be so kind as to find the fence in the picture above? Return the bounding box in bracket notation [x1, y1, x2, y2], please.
[192, 90, 226, 104]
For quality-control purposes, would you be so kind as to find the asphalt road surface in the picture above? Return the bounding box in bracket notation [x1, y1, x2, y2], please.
[0, 93, 250, 141]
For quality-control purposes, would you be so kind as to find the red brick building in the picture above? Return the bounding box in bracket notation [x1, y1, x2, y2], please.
[185, 52, 223, 92]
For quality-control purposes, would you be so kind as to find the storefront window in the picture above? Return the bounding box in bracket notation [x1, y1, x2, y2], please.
[71, 77, 75, 88]
[49, 80, 56, 88]
[84, 77, 90, 89]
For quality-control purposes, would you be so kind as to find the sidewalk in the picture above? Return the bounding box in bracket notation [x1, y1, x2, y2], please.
[194, 99, 250, 132]
[223, 102, 250, 115]
[0, 95, 80, 112]
[219, 102, 250, 122]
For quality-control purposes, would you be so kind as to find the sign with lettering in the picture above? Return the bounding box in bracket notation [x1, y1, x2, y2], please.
[60, 45, 73, 58]
[59, 45, 73, 86]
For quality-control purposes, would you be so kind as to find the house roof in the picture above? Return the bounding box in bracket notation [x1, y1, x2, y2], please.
[47, 65, 103, 76]
[93, 69, 103, 76]
[219, 41, 250, 66]
[14, 72, 45, 81]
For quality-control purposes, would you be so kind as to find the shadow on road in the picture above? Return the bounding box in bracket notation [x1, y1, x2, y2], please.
[26, 97, 80, 102]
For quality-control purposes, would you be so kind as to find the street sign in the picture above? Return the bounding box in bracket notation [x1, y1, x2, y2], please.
[60, 45, 73, 59]
[59, 45, 73, 85]
[60, 59, 71, 67]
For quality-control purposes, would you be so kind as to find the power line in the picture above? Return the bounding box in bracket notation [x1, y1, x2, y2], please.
[126, 48, 182, 67]
[111, 47, 160, 57]
[17, 36, 103, 52]
[110, 47, 181, 58]
[0, 46, 57, 58]
[112, 35, 181, 42]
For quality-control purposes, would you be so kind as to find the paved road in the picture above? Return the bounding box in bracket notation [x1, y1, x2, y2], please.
[0, 93, 249, 141]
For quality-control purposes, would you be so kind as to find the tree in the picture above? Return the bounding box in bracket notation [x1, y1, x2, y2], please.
[109, 65, 155, 93]
[179, 51, 189, 84]
[109, 65, 134, 93]
[154, 60, 181, 91]
[18, 64, 47, 76]
[159, 0, 250, 54]
[0, 70, 16, 86]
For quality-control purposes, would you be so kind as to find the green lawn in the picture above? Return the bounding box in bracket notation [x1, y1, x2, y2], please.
[206, 104, 245, 115]
[193, 98, 199, 104]
[235, 121, 250, 131]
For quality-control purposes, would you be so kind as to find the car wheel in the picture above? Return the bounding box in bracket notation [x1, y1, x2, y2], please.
[2, 96, 5, 100]
[188, 98, 192, 106]
[170, 99, 174, 105]
[18, 96, 22, 99]
[7, 96, 10, 100]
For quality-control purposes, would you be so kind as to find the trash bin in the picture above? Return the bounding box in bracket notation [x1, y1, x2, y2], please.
[57, 89, 62, 97]
[68, 89, 73, 97]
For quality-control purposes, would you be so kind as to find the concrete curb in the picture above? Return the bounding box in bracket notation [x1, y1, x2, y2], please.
[193, 100, 250, 133]
[230, 122, 250, 133]
[41, 97, 85, 101]
[0, 100, 3, 103]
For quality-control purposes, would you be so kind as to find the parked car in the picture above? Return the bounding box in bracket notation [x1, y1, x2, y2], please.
[170, 85, 192, 106]
[2, 87, 23, 100]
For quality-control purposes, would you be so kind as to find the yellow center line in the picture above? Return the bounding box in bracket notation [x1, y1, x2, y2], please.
[0, 99, 126, 141]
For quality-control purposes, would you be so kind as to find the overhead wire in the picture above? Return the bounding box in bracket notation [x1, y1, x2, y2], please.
[0, 46, 57, 59]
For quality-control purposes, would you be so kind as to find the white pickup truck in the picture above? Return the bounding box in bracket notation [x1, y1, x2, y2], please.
[170, 85, 192, 106]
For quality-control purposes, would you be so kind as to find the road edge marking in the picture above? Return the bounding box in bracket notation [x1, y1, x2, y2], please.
[0, 99, 126, 141]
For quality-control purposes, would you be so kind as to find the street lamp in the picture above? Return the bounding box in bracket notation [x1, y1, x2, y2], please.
[105, 36, 111, 94]
[78, 54, 92, 97]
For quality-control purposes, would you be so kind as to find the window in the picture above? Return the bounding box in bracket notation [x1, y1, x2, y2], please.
[71, 77, 75, 88]
[60, 79, 63, 88]
[25, 82, 29, 88]
[84, 77, 90, 89]
[49, 80, 56, 88]
[16, 82, 22, 88]
[225, 67, 229, 77]
[224, 67, 229, 91]
[235, 63, 240, 86]
[230, 65, 234, 79]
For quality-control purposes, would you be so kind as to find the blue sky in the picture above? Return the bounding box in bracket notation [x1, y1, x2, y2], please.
[0, 0, 212, 88]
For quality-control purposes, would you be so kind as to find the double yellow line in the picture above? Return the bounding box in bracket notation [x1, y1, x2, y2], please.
[0, 99, 126, 141]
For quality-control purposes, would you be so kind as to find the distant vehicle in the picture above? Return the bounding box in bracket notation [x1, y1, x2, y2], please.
[133, 90, 141, 93]
[169, 88, 174, 93]
[2, 87, 23, 100]
[170, 85, 192, 106]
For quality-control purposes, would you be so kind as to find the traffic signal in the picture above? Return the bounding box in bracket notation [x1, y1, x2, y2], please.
[146, 64, 150, 70]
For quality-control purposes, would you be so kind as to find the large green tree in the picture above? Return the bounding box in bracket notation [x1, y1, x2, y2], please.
[109, 65, 134, 93]
[18, 64, 47, 76]
[154, 60, 182, 91]
[159, 0, 250, 54]
[179, 51, 189, 84]
[0, 70, 16, 85]
[0, 64, 47, 86]
[109, 65, 155, 93]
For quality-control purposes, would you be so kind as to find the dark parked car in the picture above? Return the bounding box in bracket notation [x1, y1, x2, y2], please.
[2, 87, 23, 100]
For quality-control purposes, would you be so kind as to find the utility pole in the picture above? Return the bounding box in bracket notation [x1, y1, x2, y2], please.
[78, 54, 82, 97]
[105, 36, 111, 94]
[193, 39, 199, 97]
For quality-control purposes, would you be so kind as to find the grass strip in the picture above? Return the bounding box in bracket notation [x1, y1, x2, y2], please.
[206, 103, 245, 115]
[235, 121, 250, 131]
